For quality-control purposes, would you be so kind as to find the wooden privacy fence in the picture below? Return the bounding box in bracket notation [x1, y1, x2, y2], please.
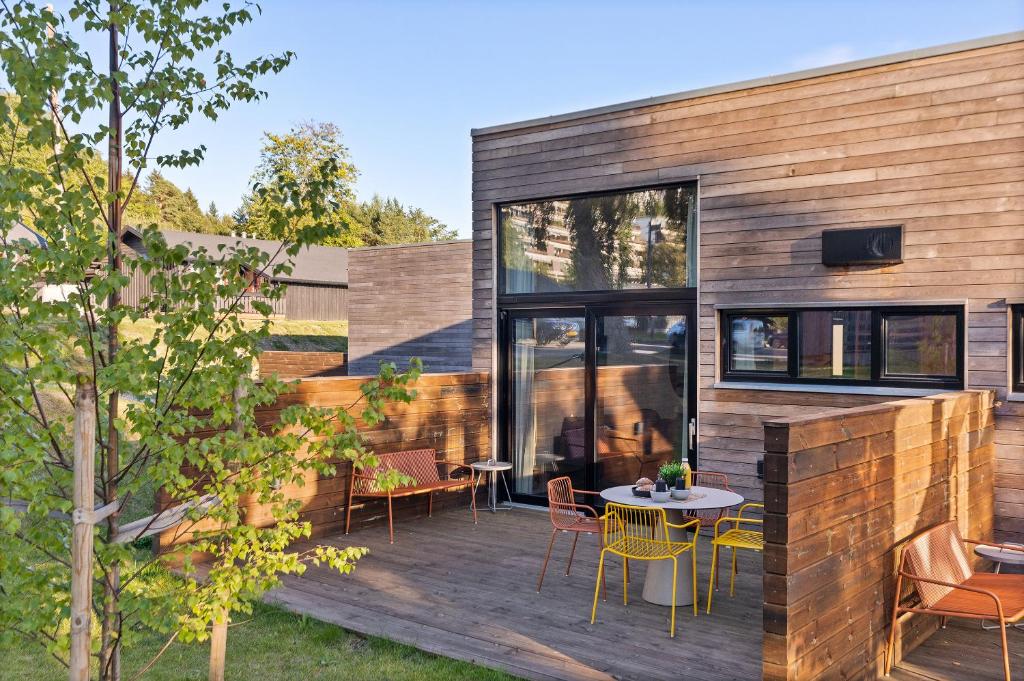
[761, 390, 996, 681]
[156, 371, 489, 554]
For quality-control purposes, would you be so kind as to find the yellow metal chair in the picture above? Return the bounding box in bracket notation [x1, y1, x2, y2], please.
[590, 502, 700, 638]
[706, 502, 764, 614]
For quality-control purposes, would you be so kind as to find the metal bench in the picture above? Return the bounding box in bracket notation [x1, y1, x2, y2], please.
[345, 448, 477, 543]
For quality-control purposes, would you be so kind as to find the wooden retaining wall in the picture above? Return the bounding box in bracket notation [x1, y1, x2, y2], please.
[156, 372, 489, 553]
[761, 390, 996, 681]
[257, 351, 348, 379]
[470, 36, 1024, 543]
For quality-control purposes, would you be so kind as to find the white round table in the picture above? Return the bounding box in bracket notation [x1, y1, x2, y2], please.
[471, 460, 513, 513]
[599, 484, 744, 607]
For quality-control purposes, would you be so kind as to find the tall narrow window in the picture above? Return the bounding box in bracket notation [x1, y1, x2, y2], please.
[1013, 305, 1024, 394]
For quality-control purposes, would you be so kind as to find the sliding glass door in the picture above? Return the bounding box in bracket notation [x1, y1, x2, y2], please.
[504, 303, 696, 504]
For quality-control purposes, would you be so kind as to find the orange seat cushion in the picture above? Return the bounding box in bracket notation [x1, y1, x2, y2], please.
[931, 573, 1024, 622]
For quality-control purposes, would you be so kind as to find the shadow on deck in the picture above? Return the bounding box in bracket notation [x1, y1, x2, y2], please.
[892, 619, 1023, 681]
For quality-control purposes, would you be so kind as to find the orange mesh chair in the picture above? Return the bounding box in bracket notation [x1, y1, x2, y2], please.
[345, 448, 476, 544]
[537, 476, 606, 593]
[687, 471, 732, 532]
[885, 520, 1024, 681]
[591, 502, 700, 638]
[706, 502, 763, 613]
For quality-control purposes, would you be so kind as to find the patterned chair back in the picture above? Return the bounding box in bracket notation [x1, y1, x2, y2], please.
[901, 521, 974, 608]
[353, 448, 440, 493]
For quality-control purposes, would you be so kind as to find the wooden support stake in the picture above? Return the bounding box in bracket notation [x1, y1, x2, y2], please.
[70, 376, 96, 681]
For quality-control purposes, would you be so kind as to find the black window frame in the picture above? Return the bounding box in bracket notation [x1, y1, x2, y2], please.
[720, 305, 965, 390]
[1013, 305, 1024, 394]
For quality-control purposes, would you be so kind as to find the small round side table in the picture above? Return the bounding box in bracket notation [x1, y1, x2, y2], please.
[974, 543, 1024, 630]
[471, 460, 513, 513]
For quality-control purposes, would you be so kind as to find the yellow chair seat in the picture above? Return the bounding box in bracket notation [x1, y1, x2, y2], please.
[606, 536, 694, 560]
[712, 528, 764, 552]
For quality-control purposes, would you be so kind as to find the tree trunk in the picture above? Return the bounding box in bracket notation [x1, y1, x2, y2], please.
[70, 377, 97, 681]
[100, 5, 123, 680]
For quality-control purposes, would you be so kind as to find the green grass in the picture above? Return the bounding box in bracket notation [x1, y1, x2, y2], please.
[0, 601, 517, 681]
[120, 319, 348, 354]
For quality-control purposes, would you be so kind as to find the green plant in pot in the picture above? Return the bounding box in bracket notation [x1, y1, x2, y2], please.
[658, 461, 684, 488]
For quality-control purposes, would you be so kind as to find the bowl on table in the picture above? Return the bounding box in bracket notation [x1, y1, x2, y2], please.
[650, 490, 671, 503]
[671, 488, 691, 500]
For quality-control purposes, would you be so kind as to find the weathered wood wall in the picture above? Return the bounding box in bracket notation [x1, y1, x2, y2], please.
[761, 390, 996, 681]
[470, 37, 1023, 541]
[156, 372, 489, 553]
[348, 241, 473, 375]
[282, 283, 347, 321]
[257, 351, 347, 379]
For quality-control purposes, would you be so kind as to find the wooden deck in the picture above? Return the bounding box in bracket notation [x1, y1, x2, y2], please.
[266, 507, 1019, 681]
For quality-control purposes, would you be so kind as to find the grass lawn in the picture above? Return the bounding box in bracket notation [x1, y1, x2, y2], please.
[0, 601, 517, 681]
[120, 319, 349, 354]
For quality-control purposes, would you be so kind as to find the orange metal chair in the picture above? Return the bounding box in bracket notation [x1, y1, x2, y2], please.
[687, 471, 732, 532]
[537, 476, 607, 593]
[885, 520, 1024, 681]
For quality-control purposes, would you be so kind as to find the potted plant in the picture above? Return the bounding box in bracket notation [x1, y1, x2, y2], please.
[658, 461, 684, 488]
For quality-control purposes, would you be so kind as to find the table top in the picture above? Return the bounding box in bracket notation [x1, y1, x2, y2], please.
[975, 543, 1024, 564]
[471, 460, 513, 471]
[600, 484, 744, 511]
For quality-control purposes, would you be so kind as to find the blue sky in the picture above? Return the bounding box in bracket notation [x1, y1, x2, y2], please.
[71, 1, 1024, 236]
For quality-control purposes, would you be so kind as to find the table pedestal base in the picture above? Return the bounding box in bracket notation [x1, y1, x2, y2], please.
[642, 509, 695, 607]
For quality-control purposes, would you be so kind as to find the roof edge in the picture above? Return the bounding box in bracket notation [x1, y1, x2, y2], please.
[347, 238, 472, 252]
[471, 31, 1024, 137]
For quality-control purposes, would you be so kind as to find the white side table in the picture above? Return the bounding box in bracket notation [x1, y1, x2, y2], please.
[471, 460, 513, 513]
[974, 543, 1024, 630]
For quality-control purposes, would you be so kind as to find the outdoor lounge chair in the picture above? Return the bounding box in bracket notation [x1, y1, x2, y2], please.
[885, 520, 1024, 681]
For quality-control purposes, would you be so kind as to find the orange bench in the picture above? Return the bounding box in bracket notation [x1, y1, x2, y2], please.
[344, 448, 477, 543]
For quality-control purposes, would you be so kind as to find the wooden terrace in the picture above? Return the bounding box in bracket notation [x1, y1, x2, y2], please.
[262, 507, 1015, 681]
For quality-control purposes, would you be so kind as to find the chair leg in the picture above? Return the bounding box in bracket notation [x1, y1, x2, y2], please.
[566, 533, 579, 576]
[345, 495, 354, 535]
[537, 530, 557, 592]
[428, 491, 433, 518]
[624, 558, 630, 584]
[885, 573, 904, 676]
[1000, 616, 1011, 681]
[621, 555, 628, 604]
[730, 547, 738, 597]
[590, 551, 606, 625]
[691, 546, 698, 617]
[707, 543, 719, 614]
[387, 493, 394, 544]
[470, 474, 480, 524]
[669, 557, 678, 638]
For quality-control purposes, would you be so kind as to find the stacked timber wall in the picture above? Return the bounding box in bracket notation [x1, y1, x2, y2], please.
[471, 36, 1024, 542]
[348, 240, 473, 375]
[258, 351, 347, 379]
[156, 372, 489, 553]
[761, 390, 996, 681]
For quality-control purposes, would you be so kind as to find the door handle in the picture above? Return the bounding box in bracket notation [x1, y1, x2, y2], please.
[688, 418, 696, 450]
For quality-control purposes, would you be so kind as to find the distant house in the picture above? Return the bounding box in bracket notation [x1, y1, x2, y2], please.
[121, 227, 348, 320]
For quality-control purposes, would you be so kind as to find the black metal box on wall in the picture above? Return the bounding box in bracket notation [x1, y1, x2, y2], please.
[821, 225, 903, 266]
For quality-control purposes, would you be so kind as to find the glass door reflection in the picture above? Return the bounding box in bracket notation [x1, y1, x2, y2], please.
[594, 313, 690, 488]
[510, 315, 586, 498]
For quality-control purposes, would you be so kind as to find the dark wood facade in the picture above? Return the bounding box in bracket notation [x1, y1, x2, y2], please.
[347, 240, 474, 375]
[471, 34, 1024, 542]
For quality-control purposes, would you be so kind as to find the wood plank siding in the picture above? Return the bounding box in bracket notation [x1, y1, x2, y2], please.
[471, 37, 1024, 542]
[348, 241, 473, 375]
[283, 282, 347, 321]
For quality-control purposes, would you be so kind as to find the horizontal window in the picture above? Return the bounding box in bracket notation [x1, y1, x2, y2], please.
[1013, 305, 1024, 394]
[721, 306, 964, 389]
[498, 184, 697, 295]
